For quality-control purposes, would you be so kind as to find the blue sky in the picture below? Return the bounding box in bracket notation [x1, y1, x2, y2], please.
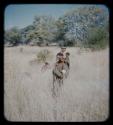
[4, 4, 109, 30]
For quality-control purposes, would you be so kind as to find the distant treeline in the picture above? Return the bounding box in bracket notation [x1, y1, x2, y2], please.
[4, 5, 109, 50]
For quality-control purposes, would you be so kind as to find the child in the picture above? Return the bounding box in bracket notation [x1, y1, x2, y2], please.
[41, 62, 51, 72]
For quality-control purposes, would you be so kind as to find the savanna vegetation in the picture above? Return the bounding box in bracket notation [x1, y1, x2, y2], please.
[4, 5, 109, 121]
[4, 5, 109, 50]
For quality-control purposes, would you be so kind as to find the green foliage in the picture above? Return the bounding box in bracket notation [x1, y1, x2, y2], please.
[21, 25, 35, 44]
[4, 5, 109, 50]
[85, 27, 109, 50]
[58, 40, 75, 47]
[37, 49, 53, 63]
[32, 16, 58, 43]
[4, 27, 21, 46]
[56, 5, 109, 49]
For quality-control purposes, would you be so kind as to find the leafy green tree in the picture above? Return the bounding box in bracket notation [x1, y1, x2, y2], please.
[4, 27, 21, 46]
[32, 15, 58, 44]
[86, 26, 109, 50]
[4, 5, 109, 50]
[21, 25, 35, 44]
[57, 5, 109, 47]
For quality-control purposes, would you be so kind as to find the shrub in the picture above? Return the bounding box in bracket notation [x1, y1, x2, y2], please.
[4, 27, 21, 46]
[84, 27, 109, 50]
[58, 40, 75, 47]
[37, 49, 53, 63]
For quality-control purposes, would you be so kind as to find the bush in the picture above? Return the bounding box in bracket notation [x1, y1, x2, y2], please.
[58, 40, 75, 47]
[58, 40, 65, 47]
[4, 27, 21, 46]
[84, 27, 109, 50]
[65, 41, 75, 46]
[37, 49, 53, 63]
[88, 39, 108, 51]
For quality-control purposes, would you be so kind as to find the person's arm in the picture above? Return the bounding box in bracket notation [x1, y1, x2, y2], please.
[56, 53, 60, 62]
[53, 64, 63, 78]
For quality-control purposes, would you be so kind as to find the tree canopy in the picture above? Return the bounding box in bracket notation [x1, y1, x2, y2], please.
[5, 5, 109, 49]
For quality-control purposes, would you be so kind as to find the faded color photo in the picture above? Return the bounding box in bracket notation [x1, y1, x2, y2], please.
[4, 4, 109, 121]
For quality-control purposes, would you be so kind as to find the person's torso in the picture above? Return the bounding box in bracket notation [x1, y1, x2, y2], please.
[60, 51, 66, 58]
[56, 62, 64, 71]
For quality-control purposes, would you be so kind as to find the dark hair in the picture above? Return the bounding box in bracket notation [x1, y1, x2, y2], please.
[66, 52, 70, 56]
[45, 62, 49, 65]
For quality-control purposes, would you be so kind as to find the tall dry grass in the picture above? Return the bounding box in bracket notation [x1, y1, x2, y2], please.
[4, 46, 109, 121]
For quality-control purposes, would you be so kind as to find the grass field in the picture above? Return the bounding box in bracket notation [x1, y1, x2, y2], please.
[4, 46, 109, 121]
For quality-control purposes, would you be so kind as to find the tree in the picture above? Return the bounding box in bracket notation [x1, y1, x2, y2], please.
[86, 26, 109, 50]
[4, 5, 108, 49]
[32, 15, 58, 44]
[4, 27, 21, 46]
[21, 25, 35, 44]
[57, 5, 109, 47]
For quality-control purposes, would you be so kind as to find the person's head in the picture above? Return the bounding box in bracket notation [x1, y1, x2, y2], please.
[57, 53, 64, 62]
[45, 62, 49, 65]
[61, 47, 66, 53]
[66, 52, 70, 57]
